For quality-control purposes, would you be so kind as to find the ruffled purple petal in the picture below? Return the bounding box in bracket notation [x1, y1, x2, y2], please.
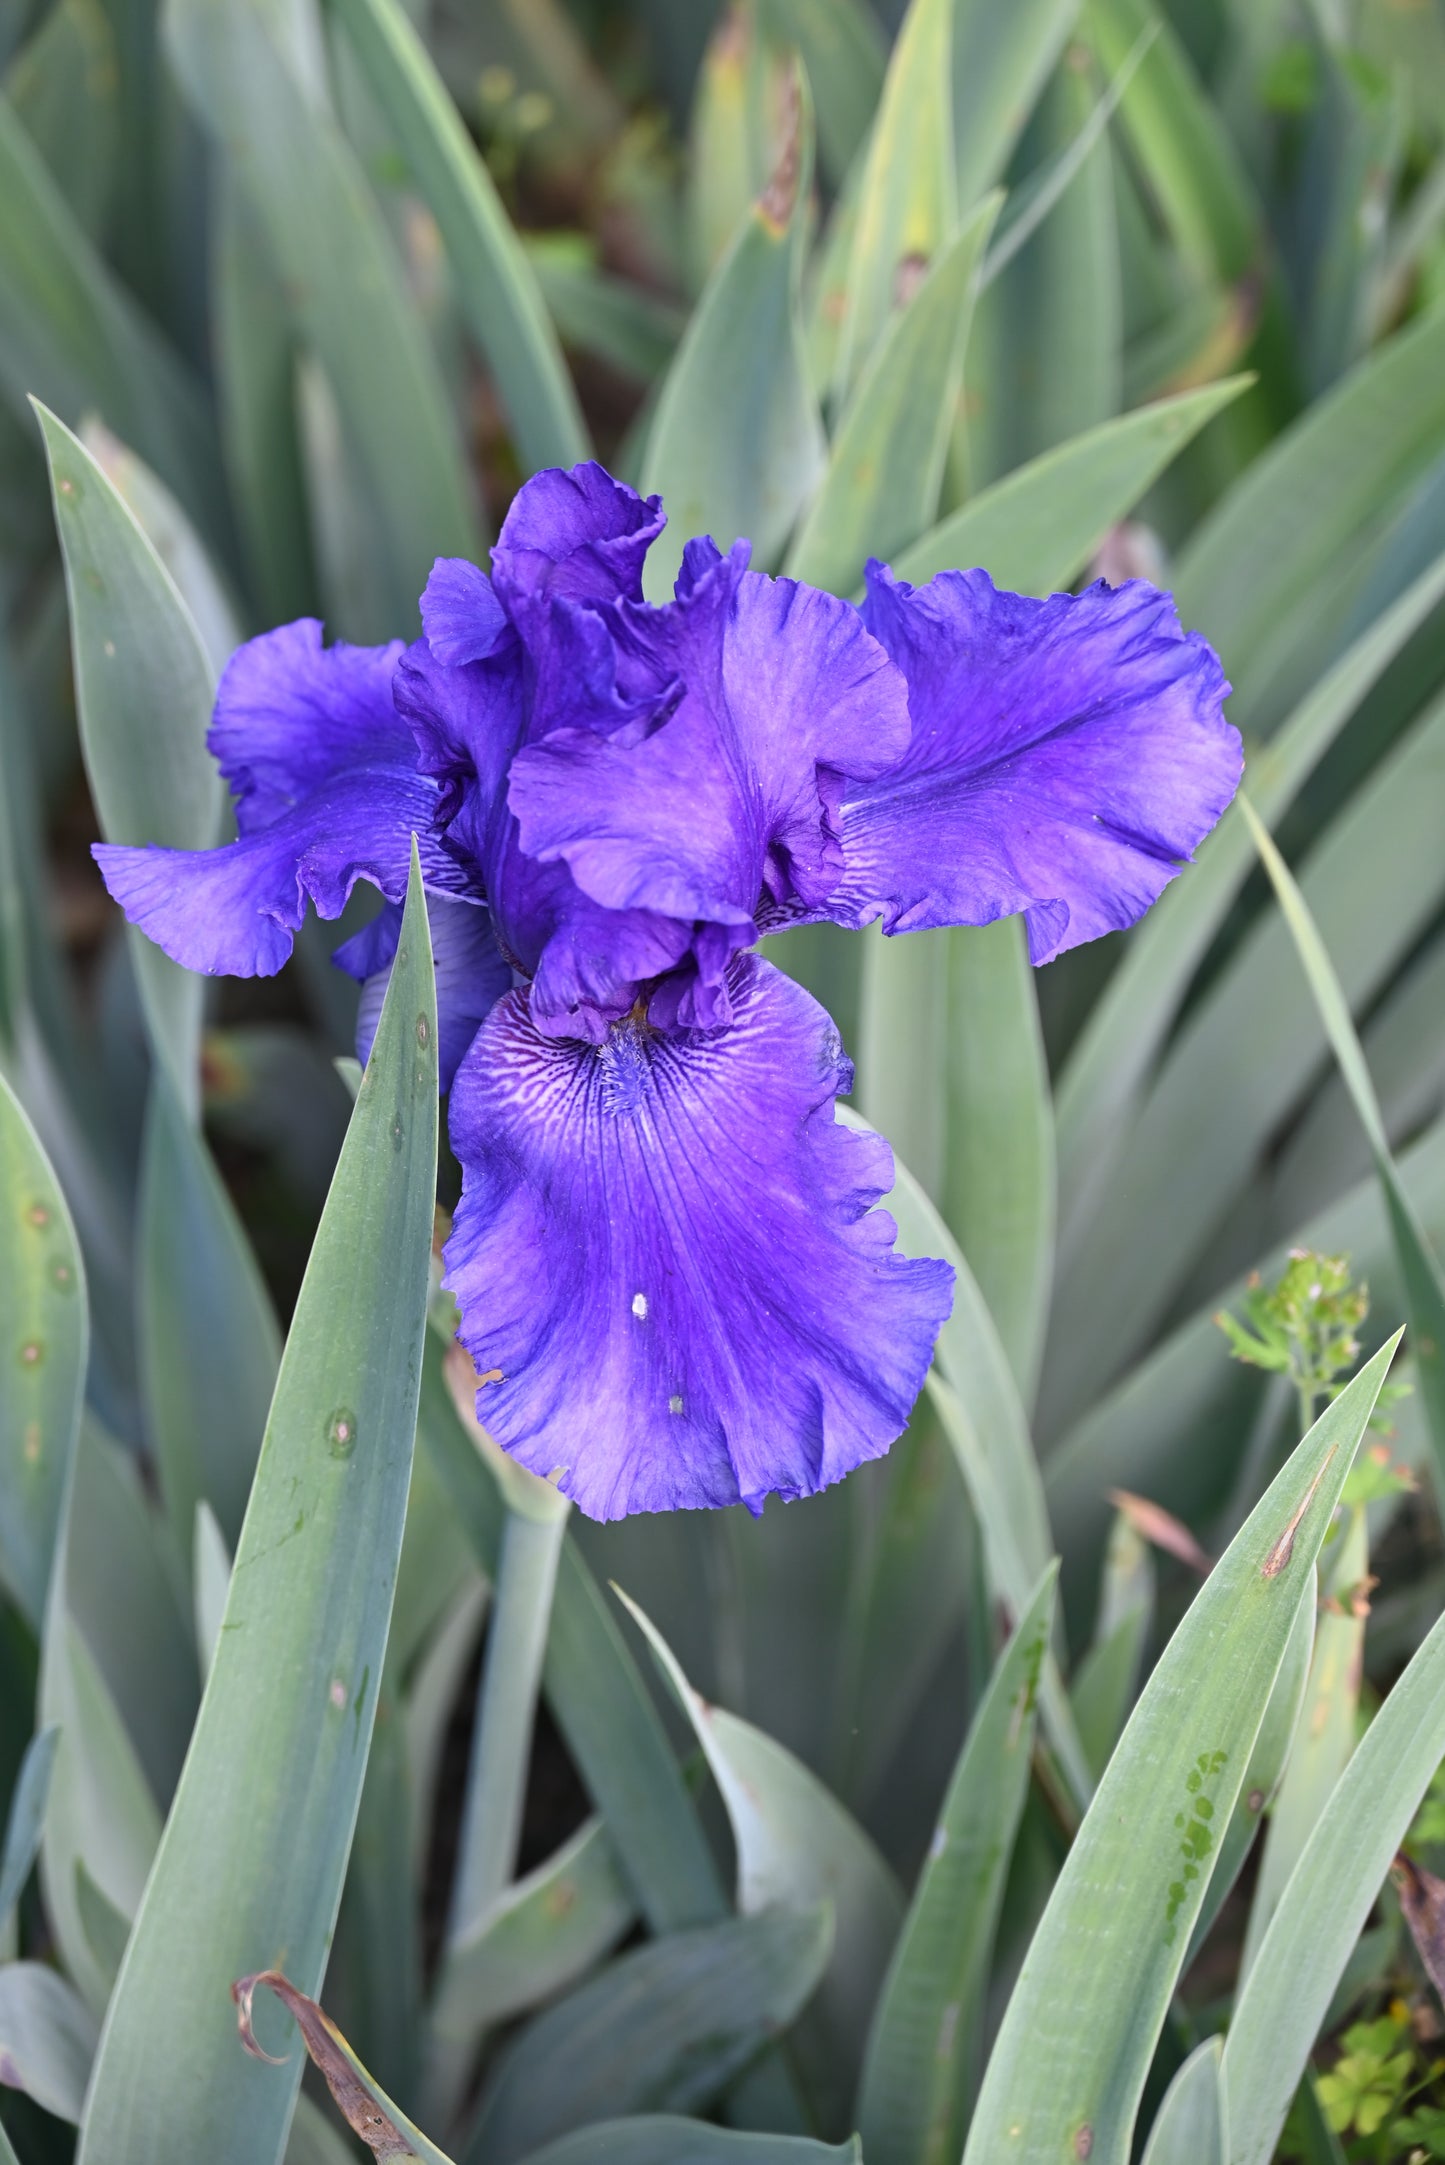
[492, 463, 665, 610]
[396, 629, 687, 1040]
[420, 559, 510, 668]
[822, 566, 1239, 963]
[443, 954, 954, 1518]
[346, 895, 512, 1090]
[94, 767, 448, 977]
[208, 620, 410, 829]
[506, 558, 911, 927]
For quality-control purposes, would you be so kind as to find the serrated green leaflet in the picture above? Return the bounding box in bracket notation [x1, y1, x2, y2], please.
[621, 1589, 902, 2135]
[75, 854, 438, 2165]
[1223, 1599, 1445, 2164]
[462, 1910, 833, 2165]
[962, 1337, 1399, 2165]
[1242, 797, 1445, 1507]
[165, 0, 479, 629]
[644, 62, 821, 596]
[0, 1069, 84, 1632]
[789, 197, 997, 595]
[328, 0, 588, 475]
[1141, 2037, 1227, 2165]
[830, 0, 954, 402]
[890, 377, 1249, 591]
[37, 401, 217, 1112]
[857, 1563, 1057, 2165]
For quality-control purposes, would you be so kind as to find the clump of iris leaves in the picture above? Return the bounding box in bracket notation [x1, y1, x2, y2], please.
[3, 0, 1445, 2162]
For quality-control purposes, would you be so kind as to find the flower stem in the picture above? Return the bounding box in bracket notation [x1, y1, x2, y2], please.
[448, 1496, 568, 1943]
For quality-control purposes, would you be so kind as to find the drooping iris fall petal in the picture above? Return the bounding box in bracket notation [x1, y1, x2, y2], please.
[443, 954, 955, 1518]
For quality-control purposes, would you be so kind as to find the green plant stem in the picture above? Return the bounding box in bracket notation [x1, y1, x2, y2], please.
[449, 1498, 569, 1941]
[426, 1489, 568, 2130]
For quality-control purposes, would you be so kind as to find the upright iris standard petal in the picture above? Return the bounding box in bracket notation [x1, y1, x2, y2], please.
[336, 894, 513, 1089]
[817, 565, 1240, 962]
[93, 620, 460, 977]
[491, 462, 665, 612]
[396, 622, 692, 1043]
[444, 954, 955, 1519]
[506, 550, 912, 931]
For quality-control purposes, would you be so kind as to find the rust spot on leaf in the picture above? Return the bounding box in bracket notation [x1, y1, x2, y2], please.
[1262, 1450, 1336, 1578]
[759, 66, 802, 232]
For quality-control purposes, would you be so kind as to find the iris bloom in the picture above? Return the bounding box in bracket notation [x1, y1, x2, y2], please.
[97, 463, 1239, 1519]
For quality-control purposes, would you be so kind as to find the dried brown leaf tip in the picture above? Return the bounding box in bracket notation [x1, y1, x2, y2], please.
[233, 1970, 428, 2160]
[759, 66, 803, 232]
[1106, 1489, 1212, 1576]
[1393, 1854, 1445, 2010]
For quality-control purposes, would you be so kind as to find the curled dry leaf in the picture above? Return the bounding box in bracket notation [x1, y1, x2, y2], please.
[232, 1970, 454, 2162]
[1106, 1489, 1212, 1576]
[1393, 1854, 1445, 2009]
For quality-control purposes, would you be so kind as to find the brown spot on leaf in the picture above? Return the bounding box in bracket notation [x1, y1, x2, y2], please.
[759, 65, 802, 232]
[1262, 1451, 1336, 1578]
[1075, 2126, 1094, 2158]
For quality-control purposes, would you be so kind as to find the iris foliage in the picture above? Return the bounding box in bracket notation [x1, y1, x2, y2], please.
[1, 0, 1445, 2161]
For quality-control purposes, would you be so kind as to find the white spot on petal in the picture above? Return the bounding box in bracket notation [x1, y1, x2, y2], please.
[668, 1394, 684, 1415]
[631, 1293, 648, 1320]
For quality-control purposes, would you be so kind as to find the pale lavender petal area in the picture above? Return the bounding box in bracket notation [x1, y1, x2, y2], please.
[94, 768, 450, 976]
[506, 550, 912, 929]
[93, 619, 460, 976]
[444, 954, 954, 1519]
[816, 564, 1240, 963]
[340, 894, 512, 1089]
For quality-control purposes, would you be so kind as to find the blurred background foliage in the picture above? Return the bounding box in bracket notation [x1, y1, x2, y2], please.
[4, 0, 1445, 2157]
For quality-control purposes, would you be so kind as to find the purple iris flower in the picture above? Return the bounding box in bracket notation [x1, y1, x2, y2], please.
[95, 462, 1239, 1520]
